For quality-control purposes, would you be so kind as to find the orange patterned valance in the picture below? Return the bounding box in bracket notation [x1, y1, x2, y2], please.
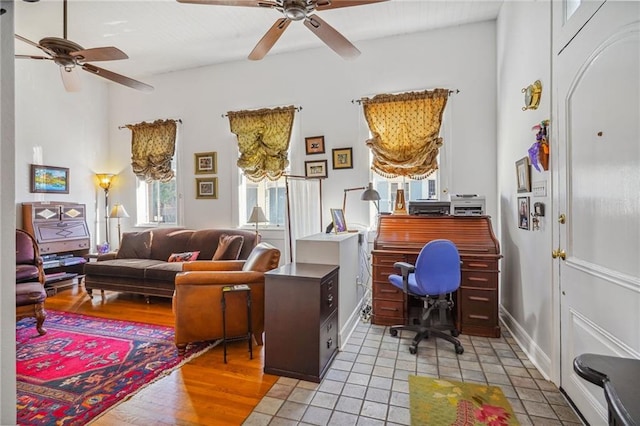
[228, 106, 296, 182]
[363, 89, 449, 179]
[127, 119, 178, 182]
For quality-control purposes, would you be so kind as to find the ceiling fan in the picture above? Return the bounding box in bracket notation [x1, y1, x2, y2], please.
[15, 0, 153, 93]
[177, 0, 388, 60]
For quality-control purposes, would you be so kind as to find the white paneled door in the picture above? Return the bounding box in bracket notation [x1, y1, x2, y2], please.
[554, 1, 640, 424]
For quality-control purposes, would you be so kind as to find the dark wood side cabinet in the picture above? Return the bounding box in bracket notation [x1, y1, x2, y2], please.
[371, 215, 502, 338]
[264, 263, 339, 383]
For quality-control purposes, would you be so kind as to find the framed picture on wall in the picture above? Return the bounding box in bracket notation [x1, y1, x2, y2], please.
[305, 136, 325, 155]
[196, 177, 218, 199]
[30, 164, 69, 194]
[305, 160, 328, 178]
[332, 147, 353, 169]
[518, 196, 530, 230]
[194, 152, 217, 174]
[516, 157, 531, 193]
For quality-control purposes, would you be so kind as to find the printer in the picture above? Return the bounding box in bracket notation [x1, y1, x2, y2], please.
[408, 200, 451, 216]
[450, 194, 486, 216]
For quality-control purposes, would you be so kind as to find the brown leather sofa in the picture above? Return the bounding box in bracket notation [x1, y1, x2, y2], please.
[173, 242, 281, 354]
[84, 227, 257, 301]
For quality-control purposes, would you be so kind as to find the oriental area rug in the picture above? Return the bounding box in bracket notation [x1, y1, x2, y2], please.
[409, 375, 519, 426]
[16, 311, 213, 426]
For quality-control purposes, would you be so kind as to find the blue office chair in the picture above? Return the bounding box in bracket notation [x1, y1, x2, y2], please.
[388, 239, 464, 355]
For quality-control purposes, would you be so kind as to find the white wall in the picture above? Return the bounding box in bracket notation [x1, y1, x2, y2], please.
[1, 2, 17, 423]
[107, 21, 498, 235]
[14, 61, 110, 248]
[496, 1, 554, 378]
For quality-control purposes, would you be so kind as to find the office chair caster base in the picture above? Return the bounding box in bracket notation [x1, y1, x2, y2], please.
[390, 328, 398, 337]
[451, 329, 460, 337]
[455, 344, 464, 354]
[409, 345, 418, 355]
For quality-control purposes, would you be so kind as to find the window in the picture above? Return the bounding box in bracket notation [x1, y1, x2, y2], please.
[371, 174, 439, 214]
[240, 174, 286, 227]
[136, 156, 179, 225]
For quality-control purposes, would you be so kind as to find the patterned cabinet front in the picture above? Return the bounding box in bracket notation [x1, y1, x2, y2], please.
[22, 202, 90, 255]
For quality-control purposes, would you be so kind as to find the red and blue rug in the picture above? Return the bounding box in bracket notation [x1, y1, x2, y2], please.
[16, 311, 213, 426]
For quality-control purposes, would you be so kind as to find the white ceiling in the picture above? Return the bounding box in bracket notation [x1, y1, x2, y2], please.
[14, 0, 503, 81]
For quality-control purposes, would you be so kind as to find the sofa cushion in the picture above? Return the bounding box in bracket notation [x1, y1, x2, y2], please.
[117, 231, 153, 259]
[16, 281, 46, 306]
[144, 262, 185, 282]
[212, 234, 244, 260]
[84, 259, 166, 279]
[168, 251, 200, 262]
[149, 229, 194, 261]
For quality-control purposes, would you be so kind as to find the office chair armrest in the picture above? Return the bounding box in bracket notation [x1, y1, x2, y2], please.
[393, 262, 415, 277]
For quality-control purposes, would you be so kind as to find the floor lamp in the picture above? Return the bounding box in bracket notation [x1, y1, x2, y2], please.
[96, 173, 115, 246]
[110, 203, 129, 248]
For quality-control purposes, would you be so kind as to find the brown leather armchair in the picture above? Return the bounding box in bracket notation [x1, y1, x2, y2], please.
[16, 229, 47, 335]
[173, 242, 281, 354]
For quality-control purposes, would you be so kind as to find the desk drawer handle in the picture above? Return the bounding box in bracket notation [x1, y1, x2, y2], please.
[380, 288, 399, 294]
[326, 294, 334, 307]
[380, 306, 399, 312]
[468, 262, 489, 268]
[469, 296, 490, 302]
[327, 280, 334, 291]
[327, 338, 333, 349]
[327, 322, 333, 332]
[468, 277, 489, 282]
[469, 314, 489, 320]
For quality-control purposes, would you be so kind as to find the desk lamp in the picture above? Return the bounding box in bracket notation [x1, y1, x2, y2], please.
[96, 173, 115, 244]
[361, 182, 381, 214]
[247, 206, 268, 243]
[109, 204, 129, 248]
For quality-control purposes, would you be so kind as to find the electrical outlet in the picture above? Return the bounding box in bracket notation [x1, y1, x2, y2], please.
[532, 180, 547, 197]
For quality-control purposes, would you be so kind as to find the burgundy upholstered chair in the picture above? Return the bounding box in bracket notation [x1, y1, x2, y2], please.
[16, 229, 47, 335]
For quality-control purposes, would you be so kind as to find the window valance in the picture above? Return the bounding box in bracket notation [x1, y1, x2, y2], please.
[363, 89, 449, 180]
[228, 106, 296, 182]
[126, 119, 178, 182]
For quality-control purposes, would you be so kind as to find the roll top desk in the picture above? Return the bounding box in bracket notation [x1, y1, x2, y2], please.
[371, 215, 502, 338]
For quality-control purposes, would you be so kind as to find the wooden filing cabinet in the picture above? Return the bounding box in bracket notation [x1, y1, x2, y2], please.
[264, 263, 339, 383]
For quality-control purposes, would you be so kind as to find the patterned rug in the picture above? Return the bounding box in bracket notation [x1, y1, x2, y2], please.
[16, 311, 214, 426]
[409, 375, 519, 425]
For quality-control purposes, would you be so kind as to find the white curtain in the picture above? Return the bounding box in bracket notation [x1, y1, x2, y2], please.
[284, 177, 322, 263]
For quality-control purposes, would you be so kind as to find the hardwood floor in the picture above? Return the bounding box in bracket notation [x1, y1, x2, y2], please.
[43, 280, 278, 426]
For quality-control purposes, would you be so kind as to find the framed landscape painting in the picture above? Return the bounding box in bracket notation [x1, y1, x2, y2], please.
[30, 164, 69, 194]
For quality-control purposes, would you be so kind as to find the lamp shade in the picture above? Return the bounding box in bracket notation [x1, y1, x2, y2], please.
[361, 182, 381, 201]
[96, 173, 115, 190]
[247, 206, 268, 223]
[110, 204, 130, 218]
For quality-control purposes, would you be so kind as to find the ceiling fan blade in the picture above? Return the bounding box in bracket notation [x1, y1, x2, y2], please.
[176, 0, 276, 7]
[316, 0, 388, 11]
[82, 63, 154, 93]
[249, 18, 291, 60]
[15, 55, 53, 61]
[15, 34, 56, 57]
[71, 47, 128, 63]
[304, 14, 360, 59]
[60, 67, 82, 92]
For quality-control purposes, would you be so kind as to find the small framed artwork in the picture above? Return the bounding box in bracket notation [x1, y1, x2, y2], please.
[516, 157, 531, 193]
[330, 208, 348, 233]
[305, 136, 325, 155]
[518, 196, 530, 230]
[196, 177, 218, 199]
[332, 147, 353, 170]
[30, 164, 69, 194]
[305, 160, 328, 178]
[195, 152, 217, 174]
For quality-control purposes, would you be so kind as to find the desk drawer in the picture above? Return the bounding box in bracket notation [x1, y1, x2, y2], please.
[462, 259, 499, 271]
[319, 312, 338, 372]
[461, 271, 498, 290]
[373, 281, 404, 301]
[373, 299, 405, 320]
[460, 288, 497, 327]
[320, 272, 338, 324]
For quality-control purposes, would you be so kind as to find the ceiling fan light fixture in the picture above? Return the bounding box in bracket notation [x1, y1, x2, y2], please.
[284, 5, 306, 20]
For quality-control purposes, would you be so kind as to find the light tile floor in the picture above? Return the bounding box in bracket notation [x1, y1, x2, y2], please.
[244, 322, 584, 426]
